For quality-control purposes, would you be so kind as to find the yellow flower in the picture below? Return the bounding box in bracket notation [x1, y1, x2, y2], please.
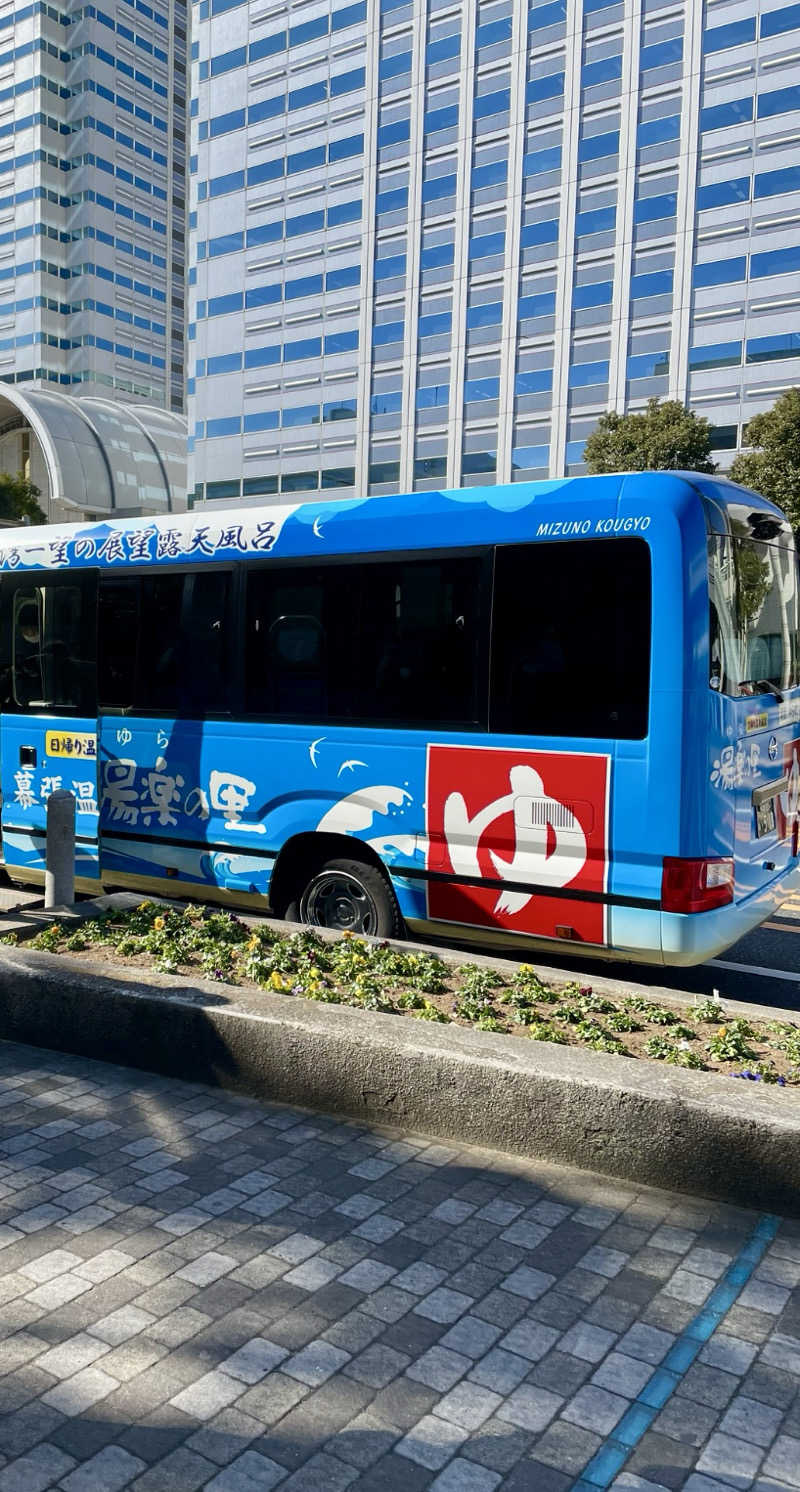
[341, 930, 353, 940]
[153, 915, 165, 931]
[717, 1026, 727, 1038]
[247, 935, 259, 952]
[269, 971, 286, 991]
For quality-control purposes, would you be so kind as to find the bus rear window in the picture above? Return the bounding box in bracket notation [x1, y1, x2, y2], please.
[708, 531, 800, 695]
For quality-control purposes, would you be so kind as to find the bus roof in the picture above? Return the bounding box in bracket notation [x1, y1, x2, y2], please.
[0, 471, 789, 573]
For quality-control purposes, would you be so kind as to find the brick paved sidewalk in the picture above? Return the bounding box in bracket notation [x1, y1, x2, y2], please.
[0, 1041, 798, 1492]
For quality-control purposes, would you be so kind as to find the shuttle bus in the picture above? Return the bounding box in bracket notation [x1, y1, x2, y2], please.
[1, 470, 798, 966]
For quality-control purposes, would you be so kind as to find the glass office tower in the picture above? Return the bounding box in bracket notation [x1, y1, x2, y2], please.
[189, 0, 800, 503]
[2, 0, 187, 411]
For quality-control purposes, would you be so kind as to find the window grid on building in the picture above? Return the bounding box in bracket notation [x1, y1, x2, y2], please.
[188, 0, 800, 503]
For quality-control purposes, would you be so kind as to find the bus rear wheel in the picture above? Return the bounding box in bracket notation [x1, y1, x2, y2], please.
[296, 857, 401, 938]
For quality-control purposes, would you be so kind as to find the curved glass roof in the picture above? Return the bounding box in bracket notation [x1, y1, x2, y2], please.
[0, 389, 187, 514]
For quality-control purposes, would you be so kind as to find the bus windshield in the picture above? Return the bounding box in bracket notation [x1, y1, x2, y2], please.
[709, 525, 800, 695]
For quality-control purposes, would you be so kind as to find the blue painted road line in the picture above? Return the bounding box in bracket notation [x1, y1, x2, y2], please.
[570, 1211, 781, 1492]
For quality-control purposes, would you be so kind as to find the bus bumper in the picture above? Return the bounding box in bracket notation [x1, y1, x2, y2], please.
[407, 863, 800, 968]
[659, 861, 800, 967]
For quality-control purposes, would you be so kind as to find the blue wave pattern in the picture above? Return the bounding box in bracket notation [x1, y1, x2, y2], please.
[0, 477, 582, 574]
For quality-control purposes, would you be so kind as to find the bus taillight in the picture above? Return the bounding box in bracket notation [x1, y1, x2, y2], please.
[661, 857, 735, 915]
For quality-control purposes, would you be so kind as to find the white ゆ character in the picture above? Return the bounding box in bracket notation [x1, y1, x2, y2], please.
[443, 764, 587, 917]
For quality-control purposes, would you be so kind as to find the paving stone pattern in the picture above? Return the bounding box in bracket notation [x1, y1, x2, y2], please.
[0, 1041, 799, 1492]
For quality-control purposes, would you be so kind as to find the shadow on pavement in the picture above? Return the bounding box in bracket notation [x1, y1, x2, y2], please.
[0, 1039, 797, 1489]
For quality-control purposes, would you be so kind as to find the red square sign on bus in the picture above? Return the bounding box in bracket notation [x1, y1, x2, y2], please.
[425, 744, 610, 945]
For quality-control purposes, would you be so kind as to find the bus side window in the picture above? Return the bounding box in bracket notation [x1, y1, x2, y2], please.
[491, 538, 651, 740]
[99, 572, 233, 717]
[244, 555, 486, 727]
[246, 570, 333, 718]
[181, 570, 233, 715]
[360, 557, 486, 727]
[136, 575, 184, 713]
[268, 614, 326, 716]
[12, 590, 45, 708]
[98, 578, 139, 710]
[11, 583, 87, 712]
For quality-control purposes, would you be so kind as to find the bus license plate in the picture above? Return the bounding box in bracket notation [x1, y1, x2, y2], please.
[753, 775, 788, 840]
[755, 796, 776, 839]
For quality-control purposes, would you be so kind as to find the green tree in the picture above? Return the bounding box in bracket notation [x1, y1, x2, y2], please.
[729, 387, 800, 526]
[0, 471, 45, 525]
[583, 397, 716, 475]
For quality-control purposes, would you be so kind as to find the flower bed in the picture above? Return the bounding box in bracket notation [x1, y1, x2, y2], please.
[13, 901, 800, 1087]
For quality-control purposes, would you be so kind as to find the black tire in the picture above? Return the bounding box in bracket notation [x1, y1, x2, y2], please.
[297, 856, 401, 938]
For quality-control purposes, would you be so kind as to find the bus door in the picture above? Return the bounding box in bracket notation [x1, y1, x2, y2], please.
[0, 570, 100, 891]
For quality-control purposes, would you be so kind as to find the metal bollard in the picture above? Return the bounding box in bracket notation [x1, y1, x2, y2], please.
[45, 789, 76, 910]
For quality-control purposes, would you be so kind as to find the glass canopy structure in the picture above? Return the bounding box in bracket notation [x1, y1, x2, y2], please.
[0, 388, 187, 522]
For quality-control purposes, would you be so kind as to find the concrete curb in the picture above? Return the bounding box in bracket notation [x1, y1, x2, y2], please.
[0, 927, 798, 1214]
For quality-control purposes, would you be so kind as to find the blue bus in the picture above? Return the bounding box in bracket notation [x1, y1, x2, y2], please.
[0, 471, 798, 966]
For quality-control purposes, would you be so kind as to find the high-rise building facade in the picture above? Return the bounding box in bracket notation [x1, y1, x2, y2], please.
[188, 0, 800, 505]
[2, 0, 188, 411]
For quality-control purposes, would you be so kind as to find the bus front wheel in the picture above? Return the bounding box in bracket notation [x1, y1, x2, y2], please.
[296, 857, 401, 938]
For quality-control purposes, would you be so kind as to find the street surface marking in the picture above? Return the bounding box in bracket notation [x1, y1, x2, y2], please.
[710, 957, 800, 982]
[571, 1213, 780, 1492]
